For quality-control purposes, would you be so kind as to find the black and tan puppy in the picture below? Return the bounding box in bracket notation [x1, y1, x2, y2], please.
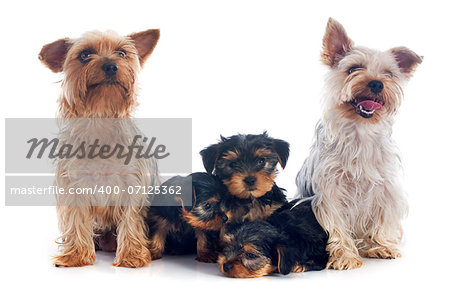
[146, 172, 228, 263]
[200, 132, 289, 223]
[218, 200, 329, 278]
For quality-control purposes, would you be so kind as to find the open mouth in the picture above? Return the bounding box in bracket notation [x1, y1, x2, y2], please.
[350, 97, 383, 118]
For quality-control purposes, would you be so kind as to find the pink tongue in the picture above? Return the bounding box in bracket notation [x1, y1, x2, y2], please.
[357, 100, 382, 111]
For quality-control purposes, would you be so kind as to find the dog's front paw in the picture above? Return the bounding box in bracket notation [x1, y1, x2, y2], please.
[150, 251, 163, 261]
[53, 252, 95, 267]
[326, 254, 363, 270]
[113, 247, 151, 268]
[360, 246, 401, 259]
[292, 264, 306, 273]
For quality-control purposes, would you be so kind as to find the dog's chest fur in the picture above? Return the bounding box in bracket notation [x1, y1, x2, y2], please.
[55, 119, 159, 208]
[297, 116, 402, 209]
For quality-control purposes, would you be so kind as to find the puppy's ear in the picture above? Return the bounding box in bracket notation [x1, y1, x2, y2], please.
[276, 244, 296, 275]
[272, 139, 289, 169]
[191, 186, 198, 208]
[390, 46, 422, 79]
[128, 29, 160, 66]
[200, 144, 221, 174]
[321, 18, 353, 67]
[39, 38, 70, 73]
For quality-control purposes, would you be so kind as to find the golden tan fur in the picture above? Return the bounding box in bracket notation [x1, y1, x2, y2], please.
[223, 170, 276, 199]
[182, 211, 223, 231]
[218, 254, 277, 278]
[194, 231, 218, 263]
[40, 29, 160, 268]
[148, 215, 171, 260]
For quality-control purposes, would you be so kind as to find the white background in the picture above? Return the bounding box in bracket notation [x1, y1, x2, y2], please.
[1, 0, 449, 288]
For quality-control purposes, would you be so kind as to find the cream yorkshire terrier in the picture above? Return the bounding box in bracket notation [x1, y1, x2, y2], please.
[295, 18, 421, 270]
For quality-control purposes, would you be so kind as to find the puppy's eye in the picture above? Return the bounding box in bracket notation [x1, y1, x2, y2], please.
[347, 66, 363, 74]
[245, 252, 258, 259]
[229, 162, 237, 169]
[384, 70, 393, 78]
[203, 203, 211, 210]
[118, 49, 127, 58]
[257, 158, 265, 165]
[79, 49, 94, 63]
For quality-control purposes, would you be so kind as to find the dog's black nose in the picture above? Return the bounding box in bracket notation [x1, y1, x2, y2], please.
[368, 80, 384, 94]
[223, 263, 233, 273]
[221, 215, 228, 223]
[243, 176, 256, 186]
[102, 63, 118, 76]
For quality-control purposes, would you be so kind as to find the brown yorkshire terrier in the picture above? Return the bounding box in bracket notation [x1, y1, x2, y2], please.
[39, 29, 160, 267]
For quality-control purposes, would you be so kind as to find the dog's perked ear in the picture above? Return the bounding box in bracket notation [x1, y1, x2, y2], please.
[272, 139, 289, 169]
[275, 244, 296, 275]
[128, 29, 160, 66]
[38, 38, 70, 73]
[200, 144, 221, 174]
[390, 46, 423, 79]
[321, 18, 354, 67]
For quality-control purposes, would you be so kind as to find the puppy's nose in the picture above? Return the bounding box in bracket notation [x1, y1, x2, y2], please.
[223, 263, 233, 273]
[221, 215, 228, 223]
[368, 80, 384, 94]
[102, 63, 118, 76]
[243, 176, 256, 186]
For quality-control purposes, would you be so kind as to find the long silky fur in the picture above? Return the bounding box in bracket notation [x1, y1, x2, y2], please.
[42, 29, 161, 268]
[295, 19, 420, 269]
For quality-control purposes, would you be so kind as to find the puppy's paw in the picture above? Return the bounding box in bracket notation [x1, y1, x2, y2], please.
[150, 251, 163, 261]
[292, 264, 306, 273]
[196, 253, 218, 263]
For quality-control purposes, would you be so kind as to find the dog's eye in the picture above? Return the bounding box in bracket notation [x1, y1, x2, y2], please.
[347, 66, 363, 74]
[245, 252, 258, 259]
[118, 49, 127, 58]
[257, 158, 265, 165]
[79, 49, 94, 63]
[229, 162, 237, 169]
[203, 203, 211, 210]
